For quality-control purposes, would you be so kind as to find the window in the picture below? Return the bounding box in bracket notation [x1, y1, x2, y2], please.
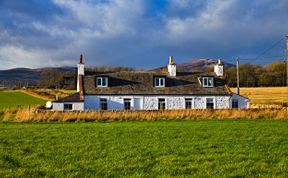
[185, 98, 193, 109]
[206, 98, 214, 109]
[124, 99, 131, 110]
[100, 98, 108, 110]
[64, 104, 73, 110]
[96, 77, 108, 87]
[154, 77, 165, 87]
[202, 77, 214, 87]
[158, 98, 166, 110]
[232, 99, 239, 108]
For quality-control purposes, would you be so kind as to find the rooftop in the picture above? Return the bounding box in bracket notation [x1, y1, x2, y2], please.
[83, 71, 231, 95]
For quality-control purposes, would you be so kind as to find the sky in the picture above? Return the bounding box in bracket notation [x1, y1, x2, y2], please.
[0, 0, 287, 69]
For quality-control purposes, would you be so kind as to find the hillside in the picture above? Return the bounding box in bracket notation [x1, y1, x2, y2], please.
[176, 58, 234, 71]
[0, 59, 230, 89]
[153, 58, 234, 71]
[0, 67, 76, 88]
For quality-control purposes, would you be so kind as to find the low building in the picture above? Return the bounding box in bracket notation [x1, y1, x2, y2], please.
[52, 55, 249, 111]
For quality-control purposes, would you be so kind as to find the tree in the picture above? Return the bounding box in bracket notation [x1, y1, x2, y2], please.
[38, 69, 66, 89]
[264, 61, 286, 86]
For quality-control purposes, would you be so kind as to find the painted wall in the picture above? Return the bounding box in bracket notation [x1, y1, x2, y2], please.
[230, 94, 250, 109]
[84, 95, 234, 110]
[52, 102, 84, 111]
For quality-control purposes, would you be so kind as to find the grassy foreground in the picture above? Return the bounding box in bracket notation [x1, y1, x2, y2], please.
[1, 120, 288, 177]
[0, 91, 45, 109]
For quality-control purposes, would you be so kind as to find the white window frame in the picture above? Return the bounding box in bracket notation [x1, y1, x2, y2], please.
[154, 77, 165, 87]
[99, 98, 108, 110]
[158, 98, 166, 110]
[185, 98, 194, 109]
[96, 77, 108, 87]
[202, 77, 214, 87]
[232, 99, 239, 109]
[123, 98, 132, 110]
[64, 103, 73, 111]
[206, 97, 215, 109]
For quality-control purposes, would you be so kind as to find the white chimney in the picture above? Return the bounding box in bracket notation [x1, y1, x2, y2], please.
[167, 55, 177, 77]
[214, 58, 224, 77]
[77, 54, 84, 92]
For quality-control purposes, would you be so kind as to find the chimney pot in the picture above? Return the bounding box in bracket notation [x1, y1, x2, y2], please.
[217, 58, 222, 65]
[167, 55, 176, 77]
[80, 54, 83, 64]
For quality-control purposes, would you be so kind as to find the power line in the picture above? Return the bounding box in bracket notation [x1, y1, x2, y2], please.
[240, 56, 285, 61]
[252, 38, 284, 63]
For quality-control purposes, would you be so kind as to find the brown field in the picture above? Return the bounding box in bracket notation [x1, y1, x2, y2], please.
[12, 89, 75, 100]
[2, 107, 287, 122]
[231, 87, 288, 106]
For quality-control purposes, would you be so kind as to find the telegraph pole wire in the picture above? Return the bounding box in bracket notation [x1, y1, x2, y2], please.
[253, 38, 284, 63]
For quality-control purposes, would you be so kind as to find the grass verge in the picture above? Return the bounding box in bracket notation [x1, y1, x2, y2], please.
[2, 108, 287, 122]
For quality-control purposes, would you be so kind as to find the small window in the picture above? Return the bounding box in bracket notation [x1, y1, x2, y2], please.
[232, 99, 239, 108]
[185, 98, 192, 109]
[206, 98, 214, 109]
[158, 98, 166, 110]
[124, 99, 131, 110]
[96, 77, 108, 87]
[154, 77, 165, 87]
[100, 98, 108, 110]
[202, 77, 214, 87]
[64, 104, 73, 110]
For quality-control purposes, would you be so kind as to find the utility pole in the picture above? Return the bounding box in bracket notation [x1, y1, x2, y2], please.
[286, 33, 288, 108]
[286, 33, 288, 89]
[236, 57, 240, 95]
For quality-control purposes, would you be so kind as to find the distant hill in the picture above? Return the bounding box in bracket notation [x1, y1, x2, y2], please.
[0, 59, 234, 89]
[177, 58, 235, 71]
[154, 59, 235, 71]
[0, 67, 76, 88]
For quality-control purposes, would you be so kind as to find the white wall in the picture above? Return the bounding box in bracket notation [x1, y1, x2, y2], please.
[84, 95, 233, 110]
[52, 94, 249, 111]
[230, 94, 250, 109]
[215, 96, 230, 109]
[52, 102, 84, 111]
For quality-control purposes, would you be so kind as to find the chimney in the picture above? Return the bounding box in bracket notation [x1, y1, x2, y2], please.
[77, 54, 85, 94]
[167, 55, 177, 77]
[214, 58, 224, 77]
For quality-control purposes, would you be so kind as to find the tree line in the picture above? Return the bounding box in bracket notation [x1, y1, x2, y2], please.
[37, 61, 287, 89]
[225, 61, 287, 87]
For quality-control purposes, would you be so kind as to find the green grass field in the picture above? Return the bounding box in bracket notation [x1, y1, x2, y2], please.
[0, 92, 45, 109]
[1, 120, 288, 177]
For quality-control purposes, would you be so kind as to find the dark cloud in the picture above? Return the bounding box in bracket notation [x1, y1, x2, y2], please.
[0, 0, 287, 69]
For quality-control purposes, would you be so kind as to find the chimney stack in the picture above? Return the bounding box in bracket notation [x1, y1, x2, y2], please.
[77, 54, 85, 94]
[167, 55, 177, 77]
[214, 58, 224, 77]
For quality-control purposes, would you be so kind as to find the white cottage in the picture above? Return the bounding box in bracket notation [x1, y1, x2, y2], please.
[52, 55, 249, 111]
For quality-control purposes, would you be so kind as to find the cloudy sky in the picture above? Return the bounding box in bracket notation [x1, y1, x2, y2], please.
[0, 0, 287, 69]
